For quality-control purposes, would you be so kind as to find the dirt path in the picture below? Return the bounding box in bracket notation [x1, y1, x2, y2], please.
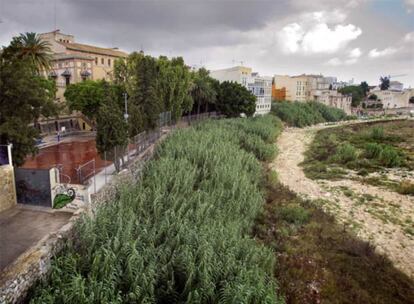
[272, 124, 414, 279]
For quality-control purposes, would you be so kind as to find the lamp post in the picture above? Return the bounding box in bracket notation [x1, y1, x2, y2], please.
[123, 92, 129, 164]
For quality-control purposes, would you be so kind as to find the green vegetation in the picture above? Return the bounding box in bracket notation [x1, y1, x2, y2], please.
[0, 32, 57, 166]
[64, 80, 106, 122]
[53, 194, 73, 209]
[216, 81, 257, 117]
[302, 120, 413, 181]
[254, 179, 414, 304]
[271, 101, 348, 128]
[30, 115, 283, 303]
[338, 84, 365, 107]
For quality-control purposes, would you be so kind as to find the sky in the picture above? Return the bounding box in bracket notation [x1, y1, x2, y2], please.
[0, 0, 413, 87]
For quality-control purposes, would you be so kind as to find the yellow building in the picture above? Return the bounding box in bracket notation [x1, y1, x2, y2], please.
[37, 30, 128, 134]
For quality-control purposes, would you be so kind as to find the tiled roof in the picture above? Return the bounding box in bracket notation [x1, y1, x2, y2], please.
[59, 42, 128, 58]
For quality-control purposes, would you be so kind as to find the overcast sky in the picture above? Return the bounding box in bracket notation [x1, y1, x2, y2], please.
[1, 0, 413, 86]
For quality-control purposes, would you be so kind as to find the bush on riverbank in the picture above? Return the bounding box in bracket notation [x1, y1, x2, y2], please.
[30, 115, 283, 303]
[272, 101, 348, 128]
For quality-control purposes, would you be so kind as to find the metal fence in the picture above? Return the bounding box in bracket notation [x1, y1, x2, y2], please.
[74, 111, 220, 194]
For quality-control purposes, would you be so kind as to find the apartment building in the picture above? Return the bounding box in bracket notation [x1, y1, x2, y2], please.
[273, 74, 315, 102]
[210, 66, 272, 115]
[273, 74, 352, 114]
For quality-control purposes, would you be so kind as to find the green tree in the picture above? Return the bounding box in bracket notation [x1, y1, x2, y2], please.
[157, 56, 193, 120]
[339, 85, 364, 107]
[217, 81, 256, 117]
[380, 76, 390, 90]
[0, 43, 56, 166]
[128, 55, 162, 135]
[360, 81, 369, 97]
[4, 32, 52, 72]
[368, 94, 378, 100]
[95, 83, 128, 172]
[190, 68, 217, 115]
[64, 80, 105, 122]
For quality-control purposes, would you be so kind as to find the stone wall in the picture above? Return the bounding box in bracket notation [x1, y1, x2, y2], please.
[0, 134, 166, 304]
[0, 165, 17, 212]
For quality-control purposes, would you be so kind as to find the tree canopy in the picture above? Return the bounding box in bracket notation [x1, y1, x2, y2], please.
[338, 85, 364, 107]
[380, 76, 390, 90]
[360, 81, 369, 97]
[217, 81, 256, 117]
[3, 32, 52, 72]
[190, 68, 218, 115]
[114, 52, 195, 135]
[64, 80, 106, 122]
[0, 34, 56, 166]
[95, 83, 128, 172]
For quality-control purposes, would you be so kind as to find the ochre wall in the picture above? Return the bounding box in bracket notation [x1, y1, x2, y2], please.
[0, 165, 17, 212]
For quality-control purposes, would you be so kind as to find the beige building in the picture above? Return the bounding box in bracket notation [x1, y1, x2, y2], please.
[210, 66, 272, 115]
[313, 90, 352, 114]
[273, 74, 352, 113]
[273, 74, 318, 101]
[40, 30, 127, 83]
[37, 30, 128, 134]
[371, 88, 414, 109]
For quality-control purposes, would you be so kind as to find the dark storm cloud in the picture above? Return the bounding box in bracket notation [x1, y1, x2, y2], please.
[0, 0, 413, 86]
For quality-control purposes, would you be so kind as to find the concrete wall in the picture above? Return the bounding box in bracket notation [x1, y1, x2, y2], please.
[0, 165, 17, 212]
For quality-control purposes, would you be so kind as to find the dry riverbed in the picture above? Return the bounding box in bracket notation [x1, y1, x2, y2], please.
[272, 123, 414, 279]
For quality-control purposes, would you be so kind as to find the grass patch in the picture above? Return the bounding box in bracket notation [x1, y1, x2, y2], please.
[302, 120, 413, 184]
[254, 177, 414, 304]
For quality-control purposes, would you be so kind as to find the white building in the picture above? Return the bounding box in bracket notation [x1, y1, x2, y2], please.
[370, 88, 414, 109]
[210, 66, 272, 115]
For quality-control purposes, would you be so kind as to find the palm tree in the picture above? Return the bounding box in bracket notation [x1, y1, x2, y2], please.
[190, 68, 216, 116]
[15, 32, 52, 72]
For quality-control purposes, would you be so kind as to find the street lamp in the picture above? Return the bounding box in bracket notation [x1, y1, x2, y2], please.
[123, 92, 129, 164]
[123, 92, 129, 122]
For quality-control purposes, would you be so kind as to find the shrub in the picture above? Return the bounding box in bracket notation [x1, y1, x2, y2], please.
[396, 181, 414, 195]
[334, 143, 357, 164]
[272, 101, 347, 128]
[53, 194, 73, 209]
[279, 204, 310, 225]
[370, 126, 385, 141]
[365, 143, 382, 159]
[379, 146, 401, 167]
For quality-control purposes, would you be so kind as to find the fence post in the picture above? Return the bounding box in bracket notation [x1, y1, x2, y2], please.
[104, 151, 107, 185]
[93, 159, 96, 194]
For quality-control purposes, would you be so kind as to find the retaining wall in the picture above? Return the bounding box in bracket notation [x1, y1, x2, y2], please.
[0, 165, 17, 213]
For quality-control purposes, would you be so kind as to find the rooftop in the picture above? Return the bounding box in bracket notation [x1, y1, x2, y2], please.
[59, 42, 128, 58]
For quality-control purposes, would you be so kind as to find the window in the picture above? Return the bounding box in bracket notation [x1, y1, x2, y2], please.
[101, 58, 104, 65]
[108, 58, 111, 66]
[95, 57, 98, 65]
[65, 77, 70, 86]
